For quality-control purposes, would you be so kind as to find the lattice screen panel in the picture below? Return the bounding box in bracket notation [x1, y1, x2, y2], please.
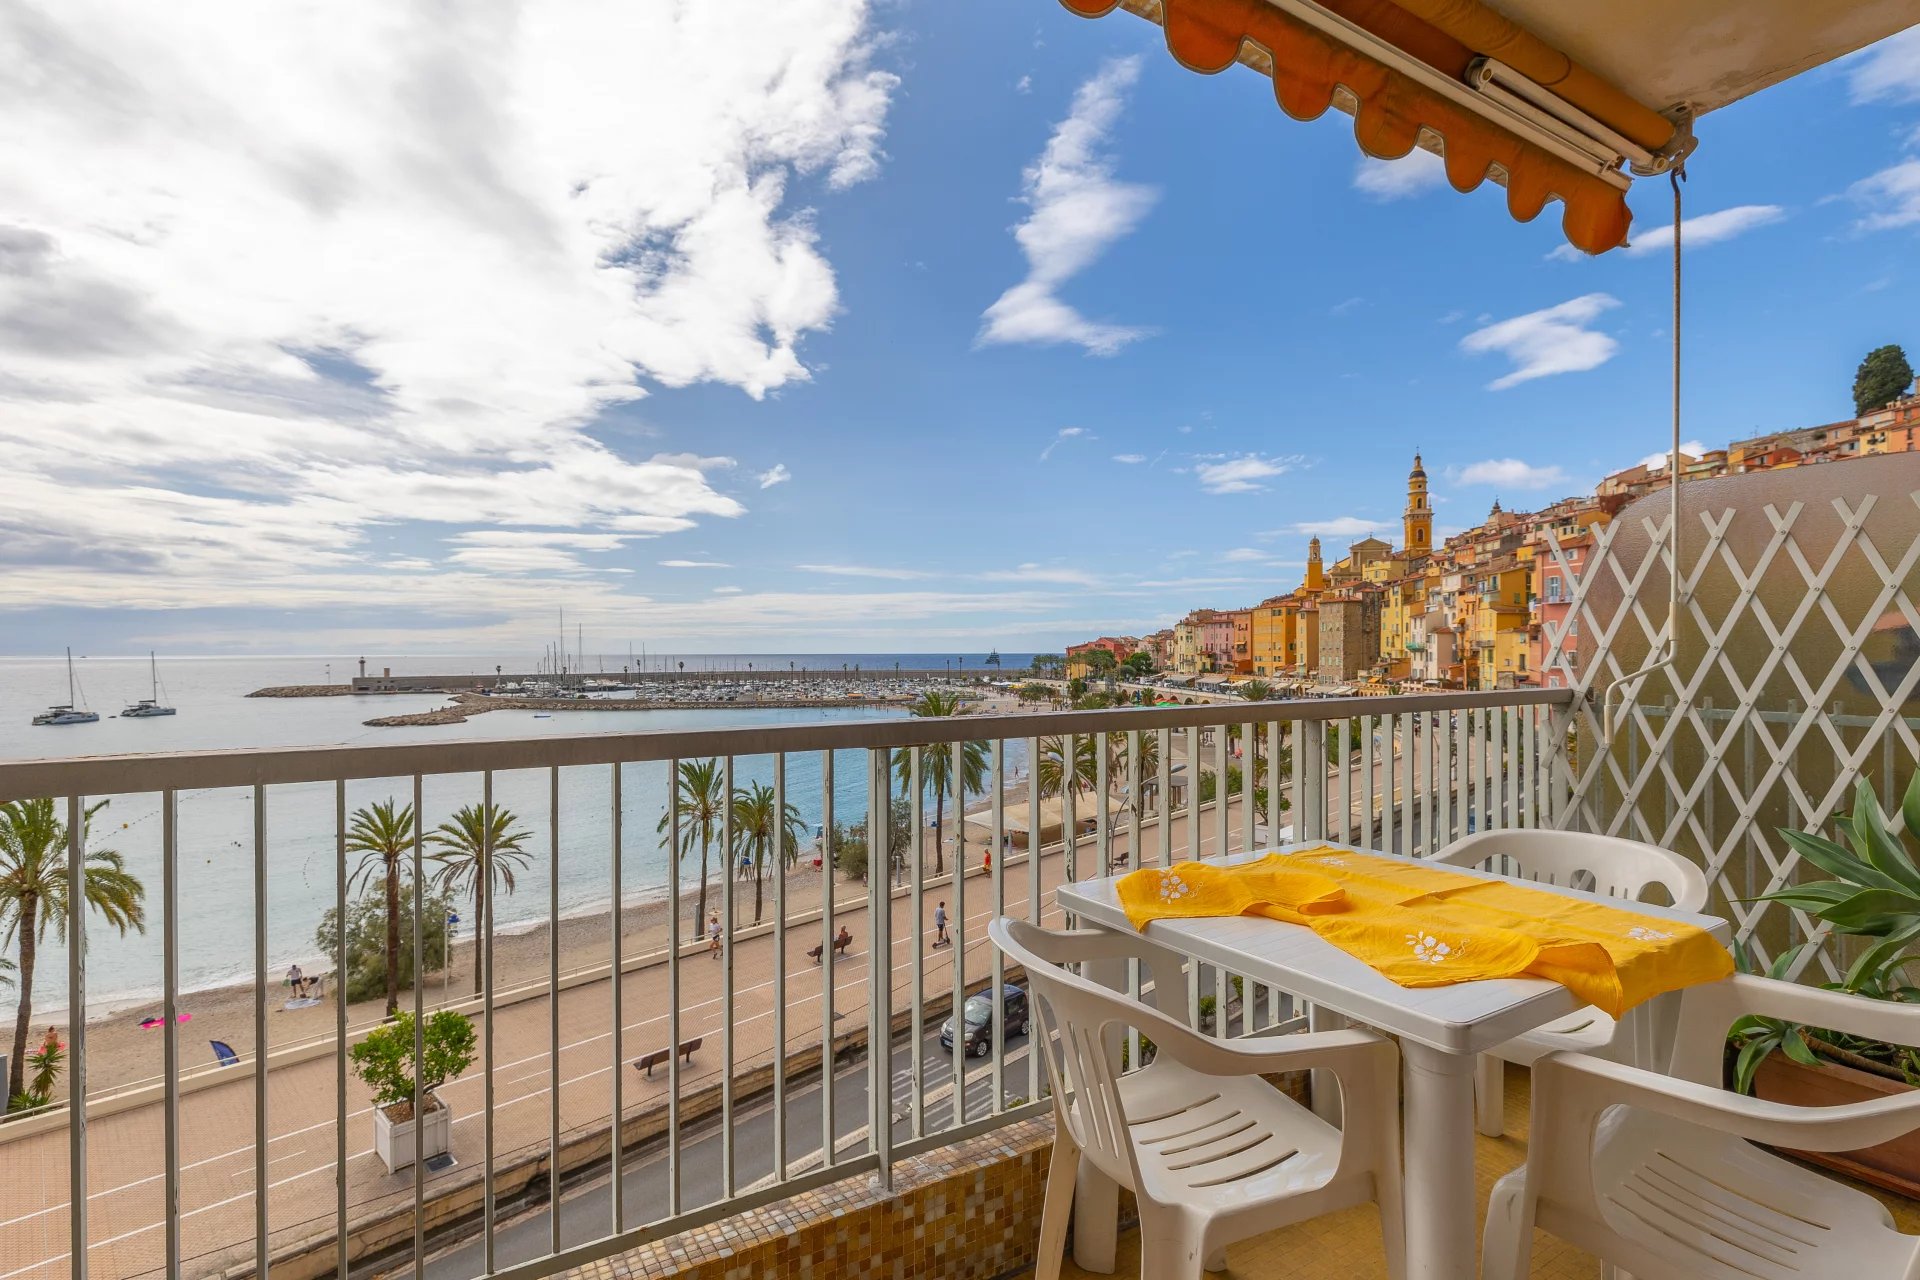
[1539, 456, 1920, 980]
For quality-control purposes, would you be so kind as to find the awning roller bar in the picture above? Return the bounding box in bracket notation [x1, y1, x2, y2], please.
[1268, 0, 1632, 186]
[1467, 57, 1692, 178]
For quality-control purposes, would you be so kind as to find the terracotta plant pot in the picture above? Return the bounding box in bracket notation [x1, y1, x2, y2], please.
[1753, 1052, 1920, 1198]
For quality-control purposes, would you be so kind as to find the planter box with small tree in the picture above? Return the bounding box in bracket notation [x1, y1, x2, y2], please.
[1730, 774, 1920, 1196]
[350, 1009, 476, 1174]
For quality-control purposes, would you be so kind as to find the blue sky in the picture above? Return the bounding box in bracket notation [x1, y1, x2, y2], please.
[1, 3, 1916, 656]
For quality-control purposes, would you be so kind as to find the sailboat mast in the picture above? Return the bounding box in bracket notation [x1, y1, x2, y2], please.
[67, 647, 75, 704]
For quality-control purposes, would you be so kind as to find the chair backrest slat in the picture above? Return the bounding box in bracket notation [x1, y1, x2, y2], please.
[1431, 830, 1708, 912]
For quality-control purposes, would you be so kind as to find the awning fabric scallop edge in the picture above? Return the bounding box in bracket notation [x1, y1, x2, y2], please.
[1059, 0, 1635, 255]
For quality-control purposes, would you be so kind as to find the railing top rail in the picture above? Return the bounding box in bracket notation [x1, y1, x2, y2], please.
[0, 687, 1571, 800]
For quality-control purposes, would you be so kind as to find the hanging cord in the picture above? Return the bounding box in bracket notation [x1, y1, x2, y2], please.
[1602, 166, 1686, 743]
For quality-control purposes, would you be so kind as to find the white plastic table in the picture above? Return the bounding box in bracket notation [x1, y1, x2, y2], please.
[1052, 843, 1731, 1280]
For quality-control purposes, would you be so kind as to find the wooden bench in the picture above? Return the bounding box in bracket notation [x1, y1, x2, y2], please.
[807, 931, 855, 964]
[633, 1037, 703, 1078]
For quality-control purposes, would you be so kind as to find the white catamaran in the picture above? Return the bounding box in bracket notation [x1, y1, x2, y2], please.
[33, 648, 100, 725]
[120, 651, 177, 718]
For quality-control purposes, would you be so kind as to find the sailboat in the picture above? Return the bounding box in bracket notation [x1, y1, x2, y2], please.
[33, 648, 100, 725]
[120, 651, 177, 718]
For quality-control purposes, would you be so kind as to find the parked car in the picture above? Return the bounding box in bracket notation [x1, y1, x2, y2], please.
[939, 984, 1028, 1057]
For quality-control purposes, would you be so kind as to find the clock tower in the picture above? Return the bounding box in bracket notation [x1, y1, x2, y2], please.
[1404, 452, 1432, 554]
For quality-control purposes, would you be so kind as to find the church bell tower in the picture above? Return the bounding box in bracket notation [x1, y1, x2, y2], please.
[1404, 452, 1432, 554]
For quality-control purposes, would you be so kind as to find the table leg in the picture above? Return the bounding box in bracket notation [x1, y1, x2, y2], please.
[1401, 1041, 1477, 1280]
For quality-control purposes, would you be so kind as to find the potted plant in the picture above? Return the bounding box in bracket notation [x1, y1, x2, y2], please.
[350, 1009, 476, 1173]
[1729, 773, 1920, 1195]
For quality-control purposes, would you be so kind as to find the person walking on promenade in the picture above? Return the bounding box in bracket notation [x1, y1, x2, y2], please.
[932, 900, 949, 948]
[707, 910, 722, 958]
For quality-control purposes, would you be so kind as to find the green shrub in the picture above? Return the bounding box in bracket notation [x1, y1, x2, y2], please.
[314, 889, 453, 1005]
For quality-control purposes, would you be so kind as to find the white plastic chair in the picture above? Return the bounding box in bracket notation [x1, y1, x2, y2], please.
[1483, 972, 1920, 1280]
[1430, 830, 1710, 1137]
[988, 916, 1405, 1280]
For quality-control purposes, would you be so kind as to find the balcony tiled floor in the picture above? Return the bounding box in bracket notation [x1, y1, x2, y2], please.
[1043, 1062, 1920, 1278]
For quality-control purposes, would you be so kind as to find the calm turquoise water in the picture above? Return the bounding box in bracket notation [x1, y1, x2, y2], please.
[0, 654, 1027, 1012]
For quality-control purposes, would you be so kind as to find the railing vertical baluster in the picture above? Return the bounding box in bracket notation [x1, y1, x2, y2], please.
[334, 780, 348, 1280]
[1063, 734, 1078, 883]
[1298, 720, 1325, 841]
[483, 771, 499, 1274]
[869, 750, 895, 1190]
[610, 763, 624, 1232]
[908, 746, 924, 1138]
[1266, 721, 1281, 845]
[772, 752, 788, 1178]
[410, 773, 425, 1277]
[1095, 731, 1110, 876]
[951, 738, 967, 1130]
[1497, 707, 1513, 829]
[66, 793, 88, 1280]
[1027, 735, 1042, 1102]
[1437, 711, 1454, 845]
[1213, 720, 1228, 858]
[721, 755, 736, 1198]
[990, 738, 1006, 1113]
[1381, 716, 1396, 856]
[1185, 725, 1200, 862]
[819, 750, 836, 1168]
[1336, 718, 1352, 844]
[1477, 708, 1492, 833]
[162, 788, 180, 1277]
[1359, 715, 1375, 850]
[547, 766, 561, 1251]
[1155, 728, 1171, 866]
[666, 758, 683, 1216]
[252, 786, 268, 1278]
[1240, 719, 1256, 854]
[482, 769, 496, 1271]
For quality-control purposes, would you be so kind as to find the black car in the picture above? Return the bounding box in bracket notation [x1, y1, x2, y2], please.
[939, 984, 1028, 1057]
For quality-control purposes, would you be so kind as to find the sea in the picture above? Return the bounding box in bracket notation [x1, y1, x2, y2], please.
[0, 652, 1038, 1016]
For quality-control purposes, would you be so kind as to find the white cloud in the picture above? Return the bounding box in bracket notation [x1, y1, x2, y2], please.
[1544, 244, 1585, 263]
[1638, 442, 1710, 470]
[1193, 454, 1302, 494]
[1040, 426, 1093, 461]
[794, 562, 929, 580]
[1112, 452, 1146, 464]
[976, 563, 1097, 586]
[1624, 205, 1786, 256]
[1015, 75, 1033, 94]
[1352, 148, 1447, 200]
[1459, 294, 1621, 390]
[1220, 547, 1272, 563]
[1452, 458, 1570, 491]
[1291, 516, 1379, 538]
[977, 57, 1158, 356]
[758, 464, 792, 489]
[659, 558, 732, 569]
[1850, 28, 1920, 104]
[713, 586, 743, 594]
[0, 2, 896, 617]
[1330, 296, 1364, 315]
[1847, 159, 1920, 231]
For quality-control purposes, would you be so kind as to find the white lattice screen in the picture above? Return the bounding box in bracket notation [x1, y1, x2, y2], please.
[1541, 454, 1920, 980]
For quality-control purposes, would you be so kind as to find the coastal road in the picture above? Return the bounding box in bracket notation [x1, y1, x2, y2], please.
[417, 1027, 1035, 1279]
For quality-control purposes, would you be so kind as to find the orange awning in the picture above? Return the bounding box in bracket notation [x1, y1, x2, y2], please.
[1055, 0, 1920, 256]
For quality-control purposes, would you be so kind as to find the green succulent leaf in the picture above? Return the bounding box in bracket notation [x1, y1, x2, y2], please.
[1780, 1029, 1821, 1068]
[1779, 827, 1905, 893]
[1818, 888, 1920, 931]
[1905, 772, 1920, 843]
[1756, 882, 1862, 912]
[1843, 920, 1920, 992]
[1734, 1036, 1776, 1096]
[1768, 942, 1808, 982]
[1851, 779, 1920, 894]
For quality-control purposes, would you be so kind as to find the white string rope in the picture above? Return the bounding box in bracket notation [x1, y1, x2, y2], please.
[1602, 167, 1685, 742]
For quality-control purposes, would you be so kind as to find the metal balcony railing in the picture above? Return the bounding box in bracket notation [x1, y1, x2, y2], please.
[0, 688, 1569, 1280]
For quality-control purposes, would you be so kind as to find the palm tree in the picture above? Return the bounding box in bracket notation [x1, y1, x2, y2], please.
[0, 798, 147, 1104]
[1239, 679, 1275, 702]
[344, 798, 416, 1018]
[427, 803, 532, 996]
[730, 782, 805, 925]
[657, 759, 726, 930]
[1037, 735, 1100, 801]
[892, 692, 987, 875]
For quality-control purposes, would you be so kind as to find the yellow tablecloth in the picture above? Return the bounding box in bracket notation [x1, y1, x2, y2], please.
[1114, 846, 1731, 1017]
